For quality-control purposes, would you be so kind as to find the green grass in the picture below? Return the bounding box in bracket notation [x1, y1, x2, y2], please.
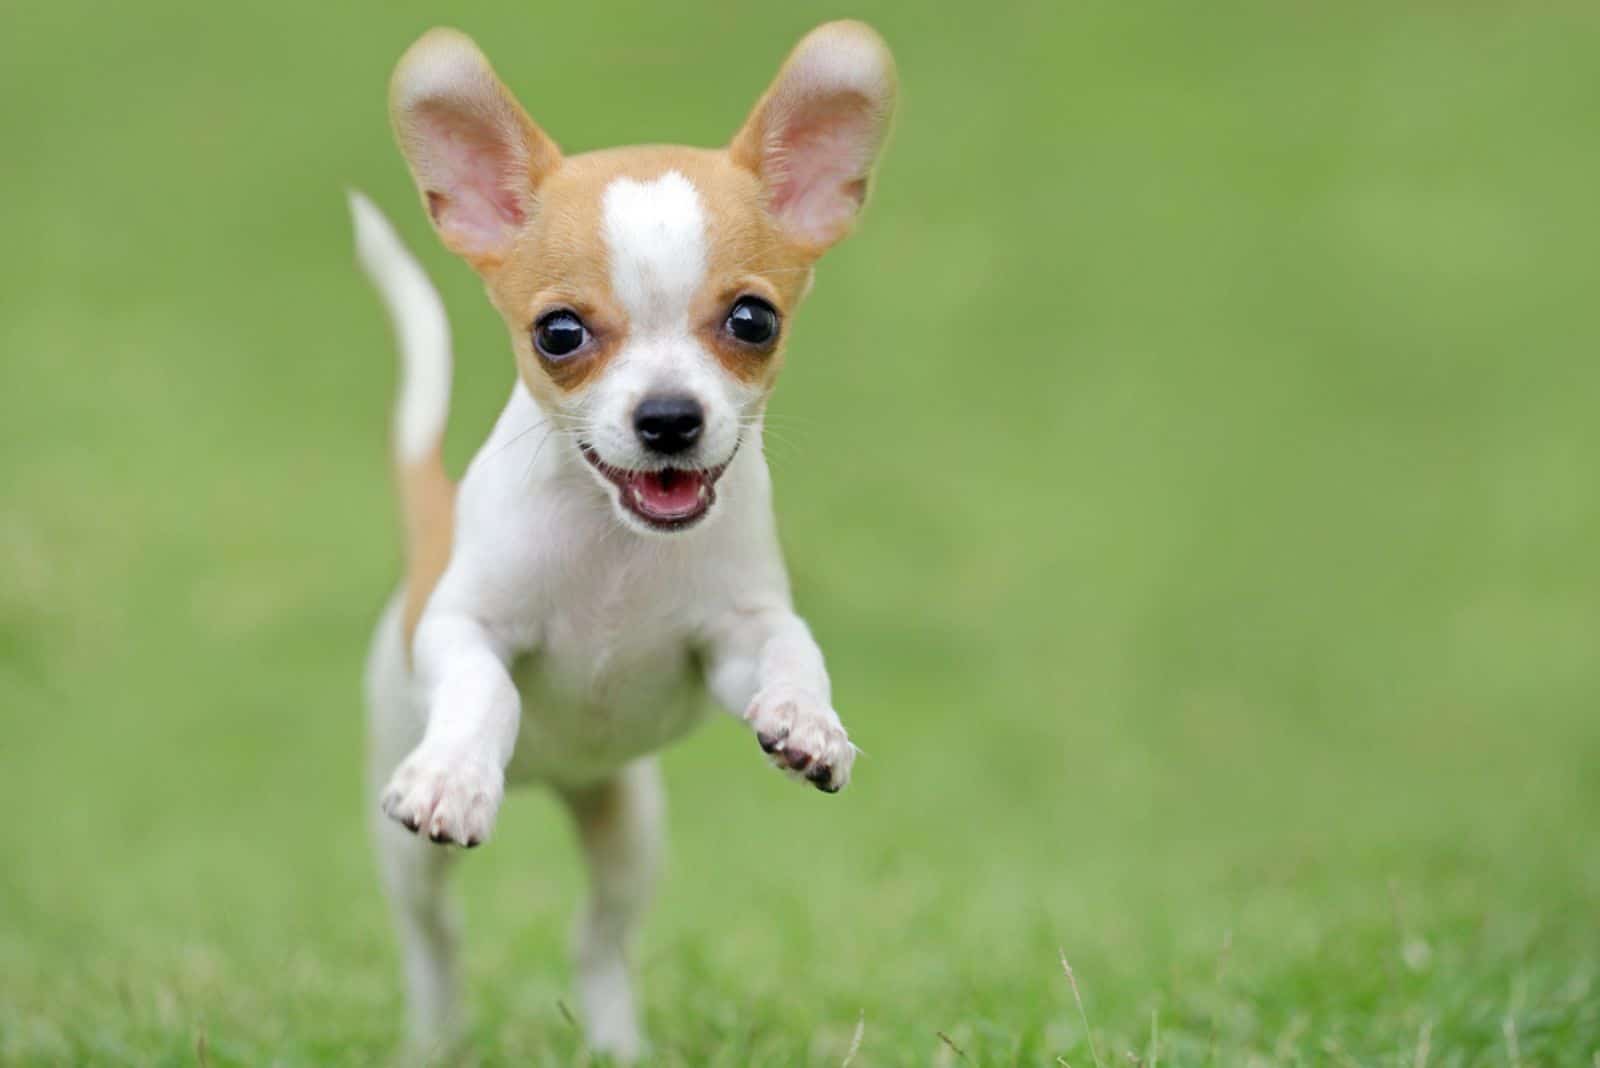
[3, 1, 1599, 1064]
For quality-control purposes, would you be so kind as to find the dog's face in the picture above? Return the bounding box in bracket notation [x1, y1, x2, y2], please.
[389, 23, 896, 533]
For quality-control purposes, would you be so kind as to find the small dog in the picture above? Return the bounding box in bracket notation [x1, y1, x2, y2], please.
[351, 21, 896, 1060]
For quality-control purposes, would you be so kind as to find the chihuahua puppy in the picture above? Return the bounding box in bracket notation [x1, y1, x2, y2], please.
[352, 21, 895, 1060]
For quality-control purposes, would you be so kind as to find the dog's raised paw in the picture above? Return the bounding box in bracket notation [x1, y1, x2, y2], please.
[743, 689, 854, 793]
[380, 746, 503, 846]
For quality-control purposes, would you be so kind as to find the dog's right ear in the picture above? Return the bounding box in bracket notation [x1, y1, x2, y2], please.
[389, 28, 562, 271]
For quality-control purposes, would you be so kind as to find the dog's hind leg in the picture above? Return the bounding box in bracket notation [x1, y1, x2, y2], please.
[366, 596, 464, 1058]
[563, 757, 665, 1063]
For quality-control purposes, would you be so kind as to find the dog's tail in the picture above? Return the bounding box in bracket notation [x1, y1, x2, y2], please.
[348, 190, 456, 643]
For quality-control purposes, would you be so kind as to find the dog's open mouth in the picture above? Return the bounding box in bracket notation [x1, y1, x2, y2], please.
[581, 446, 731, 531]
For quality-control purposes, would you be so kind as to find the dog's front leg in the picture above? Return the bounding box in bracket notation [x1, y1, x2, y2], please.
[381, 613, 521, 846]
[706, 603, 855, 793]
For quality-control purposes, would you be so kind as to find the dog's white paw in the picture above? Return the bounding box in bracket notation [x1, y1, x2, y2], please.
[583, 1004, 644, 1064]
[743, 687, 854, 793]
[380, 745, 503, 847]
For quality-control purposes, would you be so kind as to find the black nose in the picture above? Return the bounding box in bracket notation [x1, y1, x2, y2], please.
[633, 394, 704, 455]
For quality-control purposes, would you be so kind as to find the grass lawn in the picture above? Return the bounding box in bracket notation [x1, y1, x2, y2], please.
[2, 1, 1598, 1064]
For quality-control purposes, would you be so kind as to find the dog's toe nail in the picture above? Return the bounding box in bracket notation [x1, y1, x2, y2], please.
[400, 815, 420, 832]
[429, 829, 451, 844]
[784, 749, 813, 771]
[757, 731, 782, 753]
[807, 763, 842, 791]
[464, 837, 481, 849]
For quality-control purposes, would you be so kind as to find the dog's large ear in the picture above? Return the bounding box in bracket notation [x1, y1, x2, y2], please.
[729, 21, 897, 253]
[389, 28, 562, 270]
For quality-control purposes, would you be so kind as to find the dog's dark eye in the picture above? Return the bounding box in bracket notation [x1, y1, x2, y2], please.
[724, 297, 780, 347]
[534, 310, 589, 359]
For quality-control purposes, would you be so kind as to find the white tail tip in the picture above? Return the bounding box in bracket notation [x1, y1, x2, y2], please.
[348, 190, 452, 464]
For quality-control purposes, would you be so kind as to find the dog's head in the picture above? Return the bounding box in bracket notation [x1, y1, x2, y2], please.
[389, 22, 896, 533]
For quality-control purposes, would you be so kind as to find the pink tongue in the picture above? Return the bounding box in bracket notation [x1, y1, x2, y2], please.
[629, 469, 705, 517]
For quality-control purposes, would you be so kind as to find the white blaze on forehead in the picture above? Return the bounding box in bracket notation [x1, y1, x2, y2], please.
[601, 171, 708, 332]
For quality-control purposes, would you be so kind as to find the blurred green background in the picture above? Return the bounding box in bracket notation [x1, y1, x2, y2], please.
[3, 1, 1598, 1064]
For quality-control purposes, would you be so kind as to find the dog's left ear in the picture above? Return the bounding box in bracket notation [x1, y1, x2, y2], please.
[730, 21, 897, 253]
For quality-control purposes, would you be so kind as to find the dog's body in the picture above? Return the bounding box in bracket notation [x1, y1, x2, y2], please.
[353, 23, 895, 1061]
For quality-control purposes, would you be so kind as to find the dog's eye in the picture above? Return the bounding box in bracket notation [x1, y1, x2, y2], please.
[534, 310, 589, 359]
[724, 297, 780, 347]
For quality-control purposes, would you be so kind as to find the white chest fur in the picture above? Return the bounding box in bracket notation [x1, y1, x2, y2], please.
[504, 543, 715, 786]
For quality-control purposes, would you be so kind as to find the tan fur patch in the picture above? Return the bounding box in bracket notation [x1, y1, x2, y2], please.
[399, 453, 456, 649]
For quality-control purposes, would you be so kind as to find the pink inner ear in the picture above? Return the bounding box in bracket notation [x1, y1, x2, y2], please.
[766, 94, 877, 248]
[419, 108, 527, 259]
